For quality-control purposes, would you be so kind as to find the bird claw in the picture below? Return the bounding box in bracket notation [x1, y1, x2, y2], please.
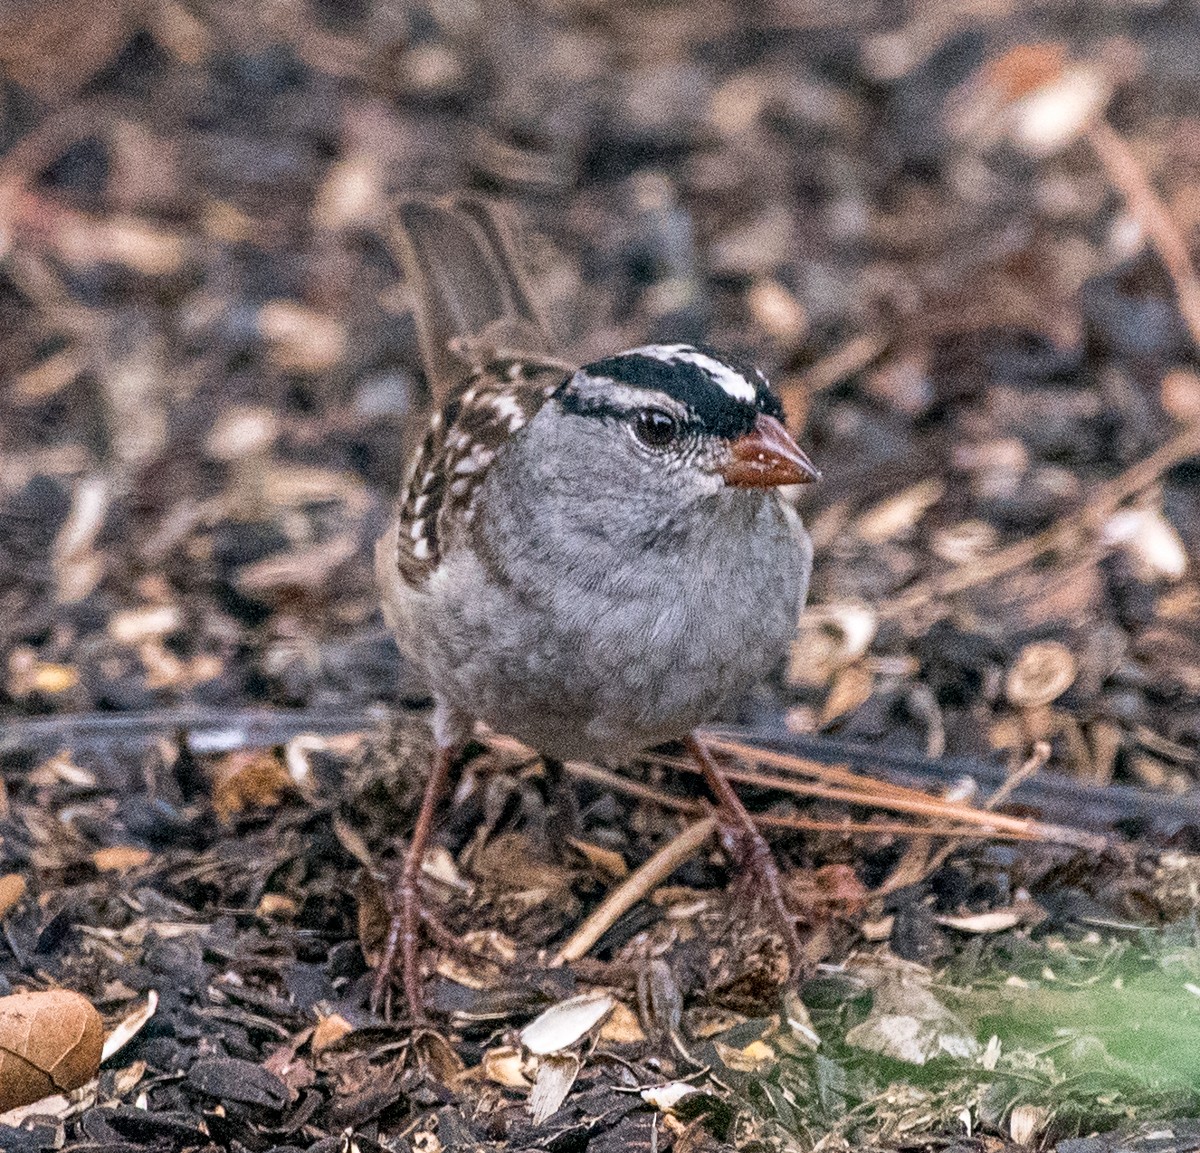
[716, 814, 806, 969]
[687, 735, 807, 980]
[368, 743, 460, 1022]
[369, 895, 499, 1021]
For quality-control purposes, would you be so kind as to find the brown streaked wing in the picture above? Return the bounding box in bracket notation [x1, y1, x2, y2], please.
[394, 358, 569, 587]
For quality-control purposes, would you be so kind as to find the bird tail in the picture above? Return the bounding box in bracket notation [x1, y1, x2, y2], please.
[389, 195, 554, 403]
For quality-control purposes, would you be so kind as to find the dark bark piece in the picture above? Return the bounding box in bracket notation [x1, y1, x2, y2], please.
[185, 1057, 290, 1110]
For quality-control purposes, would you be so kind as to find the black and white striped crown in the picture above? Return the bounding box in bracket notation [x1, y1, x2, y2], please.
[577, 343, 782, 438]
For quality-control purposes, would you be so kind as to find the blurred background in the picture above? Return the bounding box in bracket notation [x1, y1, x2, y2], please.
[2, 0, 1200, 789]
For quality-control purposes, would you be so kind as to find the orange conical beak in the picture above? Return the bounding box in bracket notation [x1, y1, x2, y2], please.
[721, 414, 820, 488]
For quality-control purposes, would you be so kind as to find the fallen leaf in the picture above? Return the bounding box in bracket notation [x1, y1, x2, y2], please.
[820, 663, 875, 725]
[568, 838, 629, 880]
[255, 893, 298, 919]
[713, 1037, 776, 1073]
[597, 1000, 646, 1044]
[311, 1013, 354, 1054]
[210, 750, 297, 820]
[0, 990, 104, 1112]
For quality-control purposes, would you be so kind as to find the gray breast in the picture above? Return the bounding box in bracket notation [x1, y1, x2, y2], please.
[408, 406, 812, 759]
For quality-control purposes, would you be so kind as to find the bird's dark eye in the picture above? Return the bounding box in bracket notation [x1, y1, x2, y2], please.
[632, 408, 679, 448]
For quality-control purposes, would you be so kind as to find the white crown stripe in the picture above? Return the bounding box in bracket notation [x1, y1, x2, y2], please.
[633, 344, 758, 404]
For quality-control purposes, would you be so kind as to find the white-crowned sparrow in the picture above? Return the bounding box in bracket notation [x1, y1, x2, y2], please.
[374, 195, 819, 1018]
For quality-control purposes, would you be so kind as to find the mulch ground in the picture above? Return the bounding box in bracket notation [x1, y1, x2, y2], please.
[3, 2, 1200, 1150]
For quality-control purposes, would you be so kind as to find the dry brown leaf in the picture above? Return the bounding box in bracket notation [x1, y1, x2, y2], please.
[567, 837, 629, 880]
[713, 1037, 776, 1073]
[52, 476, 109, 605]
[256, 893, 298, 919]
[0, 875, 28, 919]
[597, 1001, 646, 1044]
[789, 604, 877, 688]
[332, 814, 375, 868]
[234, 536, 357, 595]
[820, 663, 875, 726]
[414, 1030, 466, 1086]
[263, 1029, 316, 1093]
[205, 405, 280, 461]
[0, 990, 103, 1112]
[860, 915, 895, 942]
[210, 751, 297, 820]
[641, 1081, 700, 1112]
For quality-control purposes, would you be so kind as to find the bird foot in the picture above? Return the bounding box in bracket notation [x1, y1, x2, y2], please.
[368, 743, 460, 1022]
[685, 734, 806, 979]
[717, 815, 806, 971]
[369, 884, 501, 1021]
[368, 863, 424, 1021]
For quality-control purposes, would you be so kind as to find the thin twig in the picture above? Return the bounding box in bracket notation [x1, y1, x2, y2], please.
[696, 736, 1105, 851]
[562, 759, 705, 813]
[981, 741, 1050, 811]
[873, 742, 1053, 896]
[550, 816, 717, 966]
[566, 760, 1048, 840]
[702, 735, 960, 802]
[1086, 118, 1200, 347]
[878, 416, 1200, 619]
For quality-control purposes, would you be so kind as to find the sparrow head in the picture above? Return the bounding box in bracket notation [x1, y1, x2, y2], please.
[556, 343, 820, 491]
